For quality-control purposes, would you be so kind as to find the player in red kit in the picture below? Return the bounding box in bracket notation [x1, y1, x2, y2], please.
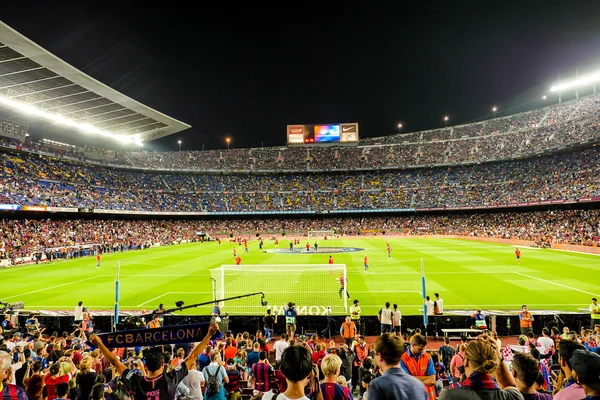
[306, 242, 311, 253]
[337, 273, 349, 299]
[328, 255, 334, 274]
[364, 255, 369, 272]
[96, 253, 101, 268]
[515, 248, 521, 264]
[235, 256, 242, 270]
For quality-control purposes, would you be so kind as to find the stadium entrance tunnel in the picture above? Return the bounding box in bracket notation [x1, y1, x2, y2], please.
[265, 246, 365, 254]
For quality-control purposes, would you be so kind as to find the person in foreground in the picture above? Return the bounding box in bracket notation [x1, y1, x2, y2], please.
[570, 349, 600, 400]
[368, 333, 429, 400]
[511, 353, 552, 399]
[0, 351, 28, 400]
[263, 345, 320, 400]
[90, 322, 219, 400]
[440, 337, 523, 400]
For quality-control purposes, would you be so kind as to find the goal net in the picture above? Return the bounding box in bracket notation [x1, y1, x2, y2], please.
[307, 230, 335, 240]
[211, 264, 348, 315]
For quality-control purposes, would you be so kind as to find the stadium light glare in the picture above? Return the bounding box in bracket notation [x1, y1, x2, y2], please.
[0, 94, 136, 145]
[550, 70, 600, 92]
[542, 95, 547, 100]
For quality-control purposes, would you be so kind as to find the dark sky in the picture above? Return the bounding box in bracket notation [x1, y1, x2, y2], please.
[3, 1, 600, 151]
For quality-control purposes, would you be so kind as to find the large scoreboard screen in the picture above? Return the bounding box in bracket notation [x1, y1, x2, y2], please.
[287, 123, 359, 145]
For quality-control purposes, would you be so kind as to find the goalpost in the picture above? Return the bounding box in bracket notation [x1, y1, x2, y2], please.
[211, 264, 348, 315]
[307, 230, 335, 240]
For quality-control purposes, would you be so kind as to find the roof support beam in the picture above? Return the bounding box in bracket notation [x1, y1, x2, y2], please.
[29, 90, 91, 105]
[12, 83, 77, 98]
[44, 96, 104, 111]
[0, 56, 27, 64]
[71, 106, 127, 121]
[0, 75, 59, 90]
[0, 66, 46, 77]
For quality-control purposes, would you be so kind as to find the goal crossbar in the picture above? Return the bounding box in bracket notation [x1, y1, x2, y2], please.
[211, 264, 348, 315]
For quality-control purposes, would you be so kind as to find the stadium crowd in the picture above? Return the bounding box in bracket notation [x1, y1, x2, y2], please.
[1, 145, 600, 213]
[0, 94, 598, 174]
[2, 311, 600, 400]
[1, 208, 598, 263]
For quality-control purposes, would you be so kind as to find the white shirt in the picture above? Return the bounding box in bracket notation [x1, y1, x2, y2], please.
[379, 308, 392, 325]
[263, 393, 309, 400]
[426, 300, 434, 316]
[392, 310, 401, 328]
[74, 305, 84, 321]
[537, 336, 554, 351]
[10, 361, 23, 384]
[178, 369, 205, 400]
[435, 298, 444, 314]
[273, 340, 289, 361]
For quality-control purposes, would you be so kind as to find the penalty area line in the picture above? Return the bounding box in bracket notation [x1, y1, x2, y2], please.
[513, 272, 600, 297]
[137, 292, 171, 307]
[2, 276, 102, 300]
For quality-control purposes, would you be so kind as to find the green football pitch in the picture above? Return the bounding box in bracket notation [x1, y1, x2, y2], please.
[2, 238, 599, 316]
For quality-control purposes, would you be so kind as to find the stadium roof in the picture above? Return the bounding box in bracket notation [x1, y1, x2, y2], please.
[0, 22, 190, 143]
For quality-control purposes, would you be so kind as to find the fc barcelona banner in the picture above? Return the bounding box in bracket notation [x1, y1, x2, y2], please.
[97, 323, 210, 348]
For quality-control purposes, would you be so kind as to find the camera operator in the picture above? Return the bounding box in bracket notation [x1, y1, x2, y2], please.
[284, 302, 297, 340]
[263, 309, 277, 342]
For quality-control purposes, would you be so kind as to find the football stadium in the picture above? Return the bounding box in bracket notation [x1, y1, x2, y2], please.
[1, 6, 600, 400]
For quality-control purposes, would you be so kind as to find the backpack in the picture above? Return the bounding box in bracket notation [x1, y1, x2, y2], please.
[205, 366, 221, 396]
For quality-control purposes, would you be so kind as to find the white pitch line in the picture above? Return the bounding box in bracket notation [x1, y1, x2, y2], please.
[513, 272, 600, 297]
[137, 292, 170, 307]
[167, 291, 421, 294]
[20, 303, 592, 310]
[1, 276, 101, 300]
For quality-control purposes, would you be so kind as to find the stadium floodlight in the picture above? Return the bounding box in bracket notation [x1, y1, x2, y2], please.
[0, 94, 138, 145]
[550, 70, 600, 92]
[542, 95, 547, 100]
[178, 140, 182, 152]
[226, 137, 231, 150]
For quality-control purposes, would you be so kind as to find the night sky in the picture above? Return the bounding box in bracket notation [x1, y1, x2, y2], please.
[3, 1, 600, 151]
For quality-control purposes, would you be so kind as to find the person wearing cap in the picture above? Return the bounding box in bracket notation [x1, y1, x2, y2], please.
[570, 349, 600, 399]
[591, 298, 600, 327]
[224, 358, 241, 400]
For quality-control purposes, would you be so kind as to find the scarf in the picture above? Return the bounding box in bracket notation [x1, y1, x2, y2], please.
[462, 372, 500, 390]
